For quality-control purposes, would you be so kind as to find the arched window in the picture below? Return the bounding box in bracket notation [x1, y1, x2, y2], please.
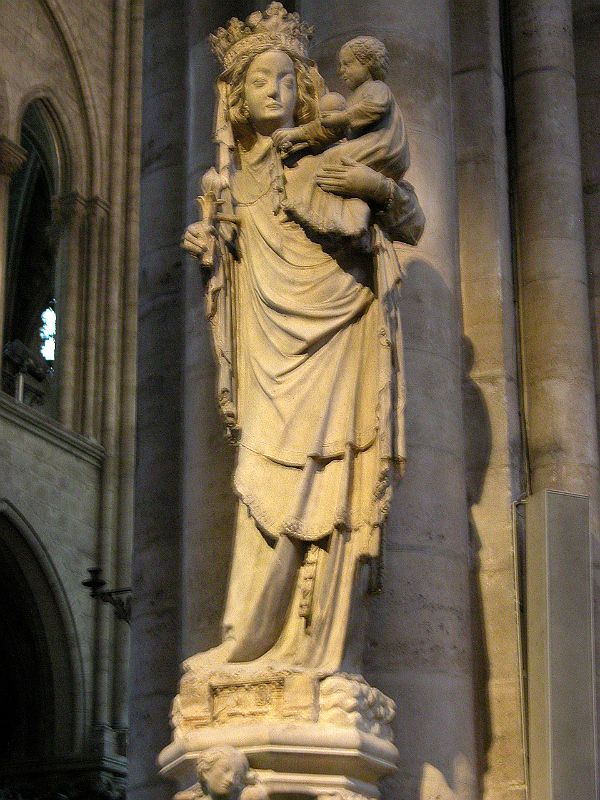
[2, 101, 69, 416]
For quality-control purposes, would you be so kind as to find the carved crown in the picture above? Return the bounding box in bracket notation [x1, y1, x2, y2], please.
[210, 3, 313, 70]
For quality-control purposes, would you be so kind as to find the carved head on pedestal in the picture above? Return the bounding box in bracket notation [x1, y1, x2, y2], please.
[198, 745, 248, 800]
[197, 745, 270, 800]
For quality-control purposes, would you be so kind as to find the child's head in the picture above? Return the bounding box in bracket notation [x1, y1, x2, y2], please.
[198, 746, 249, 799]
[340, 36, 389, 85]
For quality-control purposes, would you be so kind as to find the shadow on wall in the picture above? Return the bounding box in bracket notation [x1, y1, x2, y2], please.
[364, 258, 491, 800]
[462, 335, 493, 798]
[420, 754, 479, 800]
[181, 256, 237, 659]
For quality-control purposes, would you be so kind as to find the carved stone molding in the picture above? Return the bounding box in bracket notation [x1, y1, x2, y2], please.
[163, 666, 398, 800]
[319, 675, 395, 741]
[51, 191, 87, 229]
[0, 392, 104, 466]
[87, 195, 111, 217]
[0, 135, 27, 177]
[173, 670, 395, 742]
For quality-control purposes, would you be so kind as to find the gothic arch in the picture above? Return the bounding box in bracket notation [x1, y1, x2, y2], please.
[2, 96, 72, 414]
[0, 499, 85, 755]
[15, 88, 84, 197]
[8, 0, 103, 197]
[38, 0, 101, 195]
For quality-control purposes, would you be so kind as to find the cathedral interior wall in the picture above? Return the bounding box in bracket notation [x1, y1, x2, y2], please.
[1, 0, 599, 799]
[0, 0, 142, 795]
[0, 399, 101, 667]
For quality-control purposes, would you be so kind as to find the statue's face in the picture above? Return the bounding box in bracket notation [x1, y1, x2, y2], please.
[244, 50, 297, 134]
[204, 758, 241, 797]
[339, 46, 371, 89]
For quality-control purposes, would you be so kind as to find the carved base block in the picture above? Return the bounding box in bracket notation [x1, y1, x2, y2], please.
[159, 668, 398, 800]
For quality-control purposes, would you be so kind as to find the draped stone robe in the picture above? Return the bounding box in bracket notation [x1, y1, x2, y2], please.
[205, 137, 423, 673]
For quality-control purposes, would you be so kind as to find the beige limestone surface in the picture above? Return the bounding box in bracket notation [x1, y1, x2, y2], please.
[131, 1, 600, 799]
[452, 0, 527, 796]
[163, 3, 478, 800]
[0, 0, 142, 793]
[162, 5, 433, 799]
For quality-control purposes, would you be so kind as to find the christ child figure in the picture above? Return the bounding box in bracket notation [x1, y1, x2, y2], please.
[273, 35, 409, 185]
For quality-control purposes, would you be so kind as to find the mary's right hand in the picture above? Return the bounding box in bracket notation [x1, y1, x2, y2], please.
[181, 221, 216, 262]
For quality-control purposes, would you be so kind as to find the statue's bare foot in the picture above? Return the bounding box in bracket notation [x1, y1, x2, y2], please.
[183, 639, 236, 673]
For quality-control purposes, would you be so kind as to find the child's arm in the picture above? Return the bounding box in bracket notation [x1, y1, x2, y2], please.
[320, 110, 351, 130]
[273, 119, 343, 155]
[343, 81, 392, 134]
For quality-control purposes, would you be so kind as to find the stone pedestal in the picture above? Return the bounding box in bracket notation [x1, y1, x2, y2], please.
[159, 668, 397, 800]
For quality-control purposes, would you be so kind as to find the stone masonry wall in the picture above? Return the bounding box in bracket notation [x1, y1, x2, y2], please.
[0, 395, 102, 742]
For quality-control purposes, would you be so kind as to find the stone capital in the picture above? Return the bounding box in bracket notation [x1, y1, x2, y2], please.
[0, 135, 28, 177]
[51, 191, 88, 228]
[87, 195, 111, 219]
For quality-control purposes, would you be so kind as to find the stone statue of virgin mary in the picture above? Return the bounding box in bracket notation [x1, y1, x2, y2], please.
[161, 6, 426, 797]
[181, 2, 424, 677]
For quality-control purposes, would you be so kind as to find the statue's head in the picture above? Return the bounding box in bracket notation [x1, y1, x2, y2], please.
[339, 36, 390, 86]
[197, 745, 249, 800]
[211, 3, 322, 135]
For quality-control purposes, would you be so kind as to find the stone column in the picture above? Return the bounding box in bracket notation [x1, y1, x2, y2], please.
[510, 0, 600, 525]
[300, 2, 477, 798]
[574, 0, 600, 438]
[82, 198, 109, 438]
[56, 192, 87, 431]
[511, 0, 600, 780]
[573, 0, 600, 767]
[112, 0, 144, 750]
[93, 214, 108, 440]
[451, 0, 527, 796]
[129, 0, 186, 797]
[0, 135, 27, 356]
[93, 0, 130, 756]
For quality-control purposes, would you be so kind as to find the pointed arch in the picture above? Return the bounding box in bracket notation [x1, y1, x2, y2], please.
[0, 499, 85, 754]
[2, 96, 73, 415]
[15, 87, 85, 196]
[8, 0, 103, 195]
[37, 0, 102, 195]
